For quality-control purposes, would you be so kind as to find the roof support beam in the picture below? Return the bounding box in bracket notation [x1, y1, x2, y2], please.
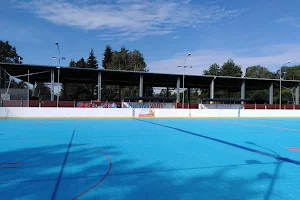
[176, 77, 180, 103]
[241, 80, 245, 100]
[296, 84, 299, 105]
[50, 70, 54, 101]
[210, 78, 215, 99]
[139, 75, 143, 98]
[269, 82, 273, 105]
[98, 71, 102, 101]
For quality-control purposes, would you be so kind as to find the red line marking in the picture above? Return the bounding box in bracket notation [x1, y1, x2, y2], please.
[287, 147, 300, 151]
[72, 146, 112, 200]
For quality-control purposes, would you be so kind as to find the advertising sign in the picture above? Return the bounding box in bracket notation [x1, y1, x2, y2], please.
[76, 102, 118, 108]
[138, 109, 155, 117]
[122, 102, 175, 109]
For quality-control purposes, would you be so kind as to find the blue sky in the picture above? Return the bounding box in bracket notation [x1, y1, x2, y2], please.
[1, 0, 300, 75]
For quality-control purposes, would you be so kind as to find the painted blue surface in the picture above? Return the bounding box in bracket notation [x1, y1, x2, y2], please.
[0, 118, 300, 200]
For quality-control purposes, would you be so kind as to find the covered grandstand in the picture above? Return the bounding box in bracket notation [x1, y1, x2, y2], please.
[1, 62, 300, 109]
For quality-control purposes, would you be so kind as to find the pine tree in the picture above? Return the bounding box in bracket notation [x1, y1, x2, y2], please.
[76, 58, 86, 68]
[69, 59, 76, 68]
[87, 49, 98, 69]
[102, 45, 113, 69]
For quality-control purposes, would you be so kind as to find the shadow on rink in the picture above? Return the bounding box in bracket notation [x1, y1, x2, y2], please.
[0, 142, 282, 200]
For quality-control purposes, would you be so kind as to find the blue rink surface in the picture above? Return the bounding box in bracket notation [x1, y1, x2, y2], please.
[0, 118, 300, 200]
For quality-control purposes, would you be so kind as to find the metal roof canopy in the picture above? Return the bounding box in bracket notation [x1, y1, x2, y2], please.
[1, 62, 300, 91]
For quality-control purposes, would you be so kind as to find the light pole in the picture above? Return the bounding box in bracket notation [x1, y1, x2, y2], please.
[52, 41, 65, 107]
[56, 67, 60, 107]
[55, 41, 61, 66]
[279, 61, 291, 109]
[178, 53, 191, 108]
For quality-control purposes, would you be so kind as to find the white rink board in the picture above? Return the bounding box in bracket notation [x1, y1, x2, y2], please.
[0, 107, 133, 118]
[1, 107, 300, 118]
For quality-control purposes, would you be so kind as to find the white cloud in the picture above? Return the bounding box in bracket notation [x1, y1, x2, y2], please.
[16, 0, 243, 40]
[275, 17, 297, 23]
[147, 44, 300, 76]
[274, 17, 300, 27]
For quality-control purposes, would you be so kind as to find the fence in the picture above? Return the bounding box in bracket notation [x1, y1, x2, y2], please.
[0, 88, 29, 107]
[1, 100, 300, 110]
[244, 104, 300, 110]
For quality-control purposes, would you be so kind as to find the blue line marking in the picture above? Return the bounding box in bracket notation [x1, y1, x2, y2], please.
[51, 121, 78, 200]
[135, 119, 300, 166]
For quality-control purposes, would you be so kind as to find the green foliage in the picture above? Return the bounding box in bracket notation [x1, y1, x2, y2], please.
[280, 89, 295, 104]
[203, 63, 221, 76]
[60, 45, 151, 101]
[87, 49, 98, 69]
[245, 65, 276, 79]
[108, 47, 147, 71]
[101, 45, 151, 101]
[34, 82, 51, 100]
[102, 45, 113, 69]
[60, 59, 94, 100]
[246, 90, 269, 104]
[0, 40, 22, 63]
[281, 65, 300, 80]
[76, 58, 87, 68]
[69, 59, 76, 68]
[220, 59, 243, 77]
[203, 59, 242, 77]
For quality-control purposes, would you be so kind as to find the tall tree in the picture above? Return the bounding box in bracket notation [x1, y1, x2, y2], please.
[87, 49, 98, 69]
[281, 65, 300, 80]
[203, 63, 221, 76]
[245, 65, 275, 79]
[69, 59, 76, 68]
[200, 59, 242, 101]
[245, 65, 279, 103]
[220, 59, 243, 77]
[102, 45, 113, 69]
[0, 40, 23, 63]
[76, 58, 87, 68]
[100, 46, 151, 101]
[128, 50, 147, 71]
[110, 47, 129, 70]
[34, 82, 51, 100]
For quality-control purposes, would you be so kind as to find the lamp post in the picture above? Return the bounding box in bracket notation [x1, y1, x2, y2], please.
[56, 66, 60, 107]
[279, 61, 291, 109]
[52, 41, 65, 107]
[178, 53, 191, 108]
[55, 41, 61, 66]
